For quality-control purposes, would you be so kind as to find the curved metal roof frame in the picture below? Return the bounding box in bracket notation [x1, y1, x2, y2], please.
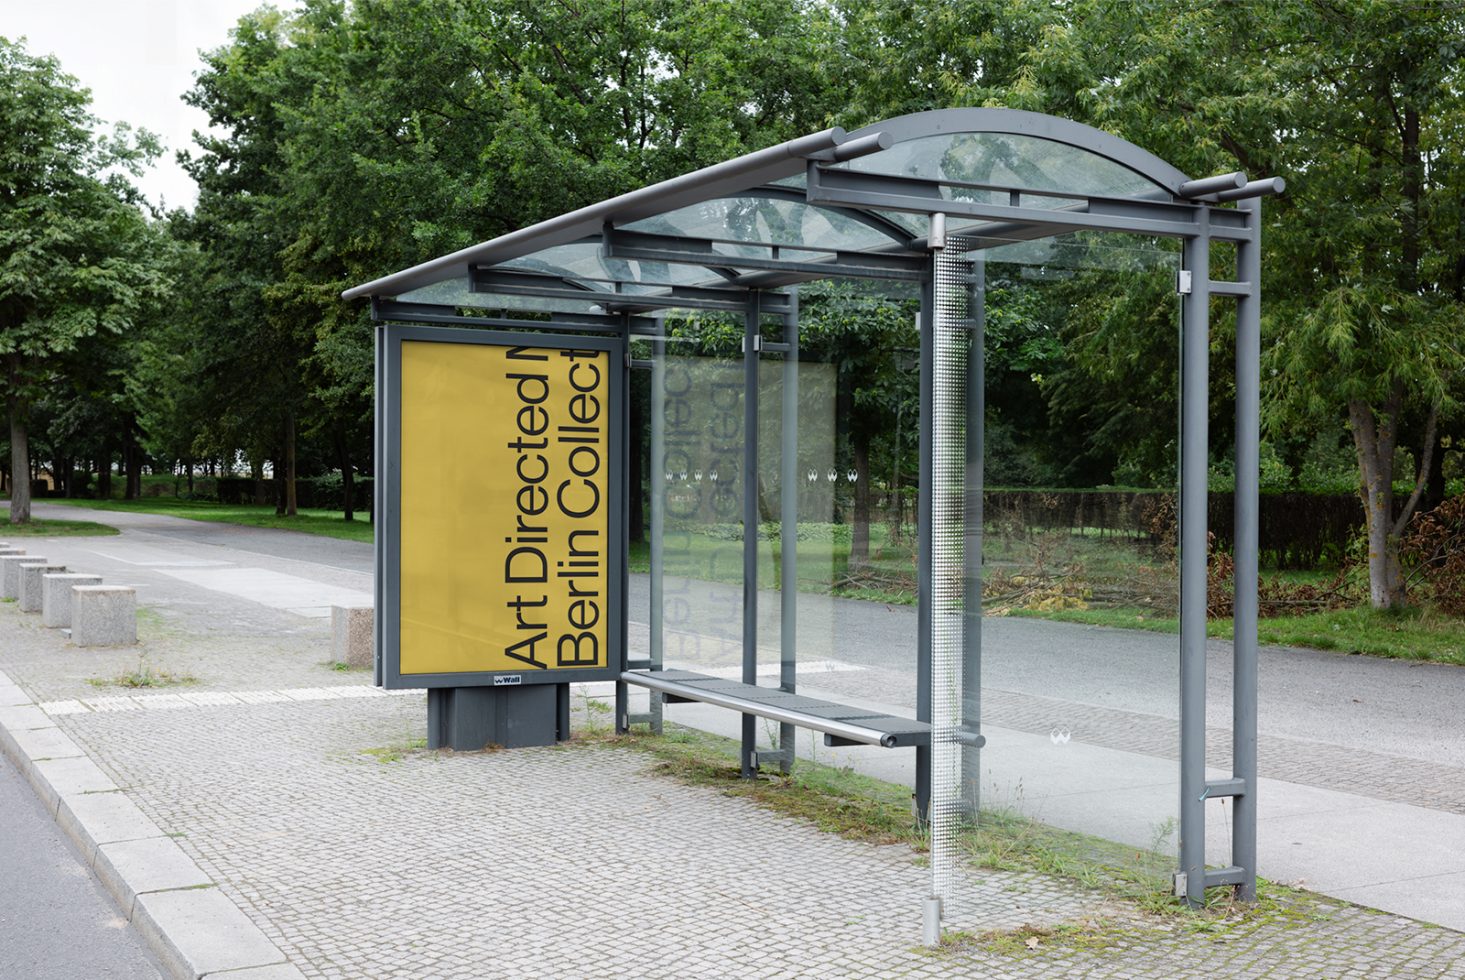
[347, 108, 1277, 306]
[841, 108, 1191, 196]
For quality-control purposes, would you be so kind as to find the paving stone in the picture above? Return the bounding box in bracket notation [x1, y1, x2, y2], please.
[134, 888, 288, 978]
[0, 682, 31, 705]
[10, 724, 84, 762]
[57, 788, 163, 848]
[96, 836, 212, 908]
[34, 755, 117, 797]
[0, 703, 55, 731]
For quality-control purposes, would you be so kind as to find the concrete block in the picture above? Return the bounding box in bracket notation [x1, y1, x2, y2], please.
[0, 703, 55, 731]
[71, 585, 137, 647]
[57, 789, 163, 850]
[0, 682, 31, 706]
[10, 725, 84, 762]
[203, 965, 309, 980]
[0, 553, 40, 599]
[0, 546, 23, 556]
[96, 837, 212, 910]
[18, 562, 65, 612]
[43, 572, 102, 627]
[133, 888, 287, 979]
[331, 604, 374, 669]
[34, 755, 117, 797]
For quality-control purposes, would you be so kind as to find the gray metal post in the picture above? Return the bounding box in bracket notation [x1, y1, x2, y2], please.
[1179, 216, 1211, 906]
[1232, 200, 1261, 902]
[916, 279, 934, 822]
[372, 319, 385, 688]
[779, 289, 799, 772]
[742, 291, 761, 777]
[961, 256, 984, 816]
[649, 331, 666, 734]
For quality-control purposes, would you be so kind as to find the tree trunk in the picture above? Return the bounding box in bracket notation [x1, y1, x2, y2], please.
[124, 425, 142, 500]
[186, 457, 194, 496]
[8, 391, 30, 524]
[1349, 393, 1437, 610]
[850, 431, 872, 566]
[284, 412, 298, 517]
[337, 432, 354, 522]
[98, 446, 112, 499]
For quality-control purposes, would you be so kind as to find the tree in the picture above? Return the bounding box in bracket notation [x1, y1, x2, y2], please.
[0, 37, 165, 522]
[841, 0, 1465, 608]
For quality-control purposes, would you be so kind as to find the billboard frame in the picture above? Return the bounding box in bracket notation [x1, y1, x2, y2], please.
[379, 323, 626, 690]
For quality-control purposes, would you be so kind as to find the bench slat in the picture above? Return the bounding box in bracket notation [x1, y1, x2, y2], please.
[622, 669, 930, 748]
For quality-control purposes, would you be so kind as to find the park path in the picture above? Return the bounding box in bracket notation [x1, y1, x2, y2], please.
[19, 501, 1465, 932]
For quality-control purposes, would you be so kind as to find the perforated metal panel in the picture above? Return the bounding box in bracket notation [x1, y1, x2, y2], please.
[929, 240, 981, 913]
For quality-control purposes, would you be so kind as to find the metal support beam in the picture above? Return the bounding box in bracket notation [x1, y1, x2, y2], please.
[779, 289, 800, 774]
[961, 255, 984, 816]
[604, 228, 928, 281]
[1179, 216, 1211, 908]
[372, 299, 647, 334]
[648, 333, 666, 735]
[807, 166, 1252, 241]
[1232, 199, 1262, 902]
[741, 291, 761, 777]
[915, 278, 934, 822]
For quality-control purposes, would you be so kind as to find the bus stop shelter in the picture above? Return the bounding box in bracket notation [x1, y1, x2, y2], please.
[343, 108, 1280, 929]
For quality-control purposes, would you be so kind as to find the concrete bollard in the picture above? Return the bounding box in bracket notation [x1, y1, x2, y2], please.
[71, 586, 138, 647]
[332, 605, 374, 669]
[43, 573, 102, 628]
[1, 554, 41, 600]
[18, 563, 65, 613]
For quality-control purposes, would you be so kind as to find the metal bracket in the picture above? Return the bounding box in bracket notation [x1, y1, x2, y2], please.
[742, 334, 763, 355]
[1177, 270, 1193, 294]
[929, 212, 947, 250]
[1173, 871, 1188, 898]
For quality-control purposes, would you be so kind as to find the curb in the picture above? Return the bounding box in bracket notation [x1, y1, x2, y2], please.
[0, 669, 304, 980]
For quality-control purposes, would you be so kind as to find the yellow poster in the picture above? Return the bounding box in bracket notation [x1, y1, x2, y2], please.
[399, 340, 610, 675]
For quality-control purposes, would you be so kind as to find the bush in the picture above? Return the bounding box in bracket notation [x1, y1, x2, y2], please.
[1403, 495, 1465, 614]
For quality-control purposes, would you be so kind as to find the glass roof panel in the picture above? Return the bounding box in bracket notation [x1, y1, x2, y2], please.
[835, 132, 1164, 203]
[395, 277, 610, 315]
[499, 243, 712, 287]
[623, 196, 903, 251]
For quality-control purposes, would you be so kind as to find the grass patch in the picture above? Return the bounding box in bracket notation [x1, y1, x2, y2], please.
[1006, 603, 1465, 665]
[90, 657, 197, 689]
[614, 723, 1336, 947]
[0, 517, 119, 537]
[360, 737, 429, 763]
[41, 497, 372, 543]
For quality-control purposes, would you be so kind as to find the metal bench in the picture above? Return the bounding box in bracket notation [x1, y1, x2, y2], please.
[621, 668, 934, 748]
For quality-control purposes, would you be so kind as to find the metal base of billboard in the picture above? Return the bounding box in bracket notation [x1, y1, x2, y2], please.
[427, 685, 572, 750]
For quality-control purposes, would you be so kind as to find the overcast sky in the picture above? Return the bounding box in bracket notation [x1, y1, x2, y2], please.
[2, 0, 299, 210]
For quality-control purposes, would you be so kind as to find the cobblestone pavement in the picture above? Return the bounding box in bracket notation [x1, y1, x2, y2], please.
[4, 605, 1465, 977]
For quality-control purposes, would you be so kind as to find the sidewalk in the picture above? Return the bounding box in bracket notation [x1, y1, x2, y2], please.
[1, 582, 1463, 976]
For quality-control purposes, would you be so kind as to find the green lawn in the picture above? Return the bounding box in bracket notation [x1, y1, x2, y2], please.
[1008, 604, 1465, 665]
[0, 517, 120, 537]
[38, 497, 374, 543]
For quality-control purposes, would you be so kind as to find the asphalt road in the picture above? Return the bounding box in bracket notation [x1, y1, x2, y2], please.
[0, 751, 163, 980]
